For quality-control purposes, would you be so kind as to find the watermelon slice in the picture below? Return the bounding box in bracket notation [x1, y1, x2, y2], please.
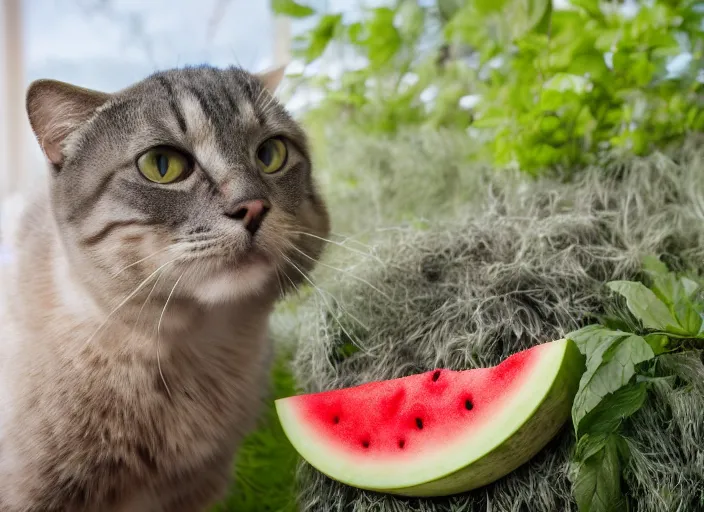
[275, 338, 584, 497]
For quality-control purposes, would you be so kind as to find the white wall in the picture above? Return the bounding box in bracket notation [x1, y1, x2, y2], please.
[2, 0, 50, 206]
[0, 1, 7, 196]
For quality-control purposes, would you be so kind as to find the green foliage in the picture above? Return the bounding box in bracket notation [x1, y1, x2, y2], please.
[273, 0, 704, 174]
[567, 257, 704, 512]
[573, 434, 626, 512]
[271, 0, 314, 18]
[570, 330, 654, 428]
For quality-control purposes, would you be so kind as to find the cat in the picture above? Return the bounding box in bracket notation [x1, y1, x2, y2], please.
[0, 64, 330, 511]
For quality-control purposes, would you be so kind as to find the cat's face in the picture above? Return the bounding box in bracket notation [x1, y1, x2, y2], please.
[26, 66, 329, 306]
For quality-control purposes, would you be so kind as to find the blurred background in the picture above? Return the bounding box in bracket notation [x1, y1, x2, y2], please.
[2, 0, 702, 228]
[2, 1, 703, 510]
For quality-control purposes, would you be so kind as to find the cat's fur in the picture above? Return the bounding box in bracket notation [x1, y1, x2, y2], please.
[0, 65, 329, 511]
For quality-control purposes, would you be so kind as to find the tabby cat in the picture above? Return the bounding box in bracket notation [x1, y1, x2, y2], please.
[0, 64, 329, 511]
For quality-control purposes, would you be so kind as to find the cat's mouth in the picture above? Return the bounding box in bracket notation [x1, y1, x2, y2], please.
[233, 247, 270, 268]
[179, 242, 278, 304]
[184, 236, 273, 268]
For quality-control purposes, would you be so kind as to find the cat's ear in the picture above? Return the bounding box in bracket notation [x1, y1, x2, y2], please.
[26, 80, 111, 166]
[256, 64, 287, 93]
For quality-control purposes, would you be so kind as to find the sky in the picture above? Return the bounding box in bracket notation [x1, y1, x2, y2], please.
[22, 0, 378, 91]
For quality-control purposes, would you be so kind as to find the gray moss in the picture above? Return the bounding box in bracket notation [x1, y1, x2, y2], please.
[291, 137, 704, 511]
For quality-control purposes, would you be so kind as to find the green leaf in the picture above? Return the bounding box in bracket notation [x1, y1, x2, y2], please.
[568, 52, 609, 80]
[607, 281, 683, 333]
[271, 0, 315, 18]
[366, 8, 402, 68]
[511, 0, 553, 38]
[573, 435, 625, 512]
[630, 54, 656, 87]
[475, 0, 511, 15]
[437, 0, 464, 22]
[680, 277, 700, 299]
[574, 432, 609, 462]
[641, 256, 691, 308]
[572, 334, 654, 429]
[569, 0, 605, 21]
[348, 22, 364, 45]
[397, 1, 425, 41]
[567, 325, 627, 363]
[673, 298, 702, 336]
[577, 382, 647, 436]
[304, 14, 342, 62]
[649, 274, 682, 307]
[642, 255, 669, 277]
[643, 333, 670, 355]
[597, 314, 634, 333]
[544, 73, 589, 94]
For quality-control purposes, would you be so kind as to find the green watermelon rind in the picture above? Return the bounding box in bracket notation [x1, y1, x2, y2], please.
[276, 338, 585, 497]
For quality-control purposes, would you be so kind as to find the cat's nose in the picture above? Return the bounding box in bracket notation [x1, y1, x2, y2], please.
[225, 199, 270, 235]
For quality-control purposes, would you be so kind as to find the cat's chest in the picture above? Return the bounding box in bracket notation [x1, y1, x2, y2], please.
[106, 327, 270, 452]
[1, 309, 273, 510]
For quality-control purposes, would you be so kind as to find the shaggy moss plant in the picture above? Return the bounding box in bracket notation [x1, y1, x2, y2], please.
[292, 138, 704, 511]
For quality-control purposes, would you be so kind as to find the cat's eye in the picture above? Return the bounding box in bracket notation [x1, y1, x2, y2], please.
[137, 147, 191, 184]
[256, 138, 288, 174]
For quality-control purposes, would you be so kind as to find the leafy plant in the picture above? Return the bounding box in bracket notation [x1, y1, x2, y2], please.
[273, 0, 704, 175]
[567, 256, 704, 511]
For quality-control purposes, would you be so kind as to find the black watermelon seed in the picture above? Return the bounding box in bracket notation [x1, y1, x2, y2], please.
[333, 415, 340, 424]
[432, 370, 441, 382]
[362, 440, 370, 448]
[399, 439, 406, 449]
[465, 399, 474, 411]
[415, 417, 424, 429]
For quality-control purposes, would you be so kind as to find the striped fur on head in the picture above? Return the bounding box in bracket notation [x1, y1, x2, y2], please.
[26, 65, 329, 309]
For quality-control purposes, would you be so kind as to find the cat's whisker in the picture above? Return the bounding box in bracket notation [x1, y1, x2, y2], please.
[289, 230, 384, 264]
[131, 264, 168, 335]
[288, 244, 392, 301]
[278, 251, 368, 339]
[260, 246, 291, 298]
[261, 245, 300, 296]
[280, 266, 300, 295]
[156, 271, 186, 400]
[113, 247, 171, 277]
[274, 266, 286, 298]
[329, 231, 376, 250]
[82, 259, 178, 348]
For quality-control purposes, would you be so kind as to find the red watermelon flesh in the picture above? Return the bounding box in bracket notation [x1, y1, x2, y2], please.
[276, 339, 584, 496]
[298, 344, 538, 459]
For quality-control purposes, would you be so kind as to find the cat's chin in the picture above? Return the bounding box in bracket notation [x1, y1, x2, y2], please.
[186, 256, 275, 304]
